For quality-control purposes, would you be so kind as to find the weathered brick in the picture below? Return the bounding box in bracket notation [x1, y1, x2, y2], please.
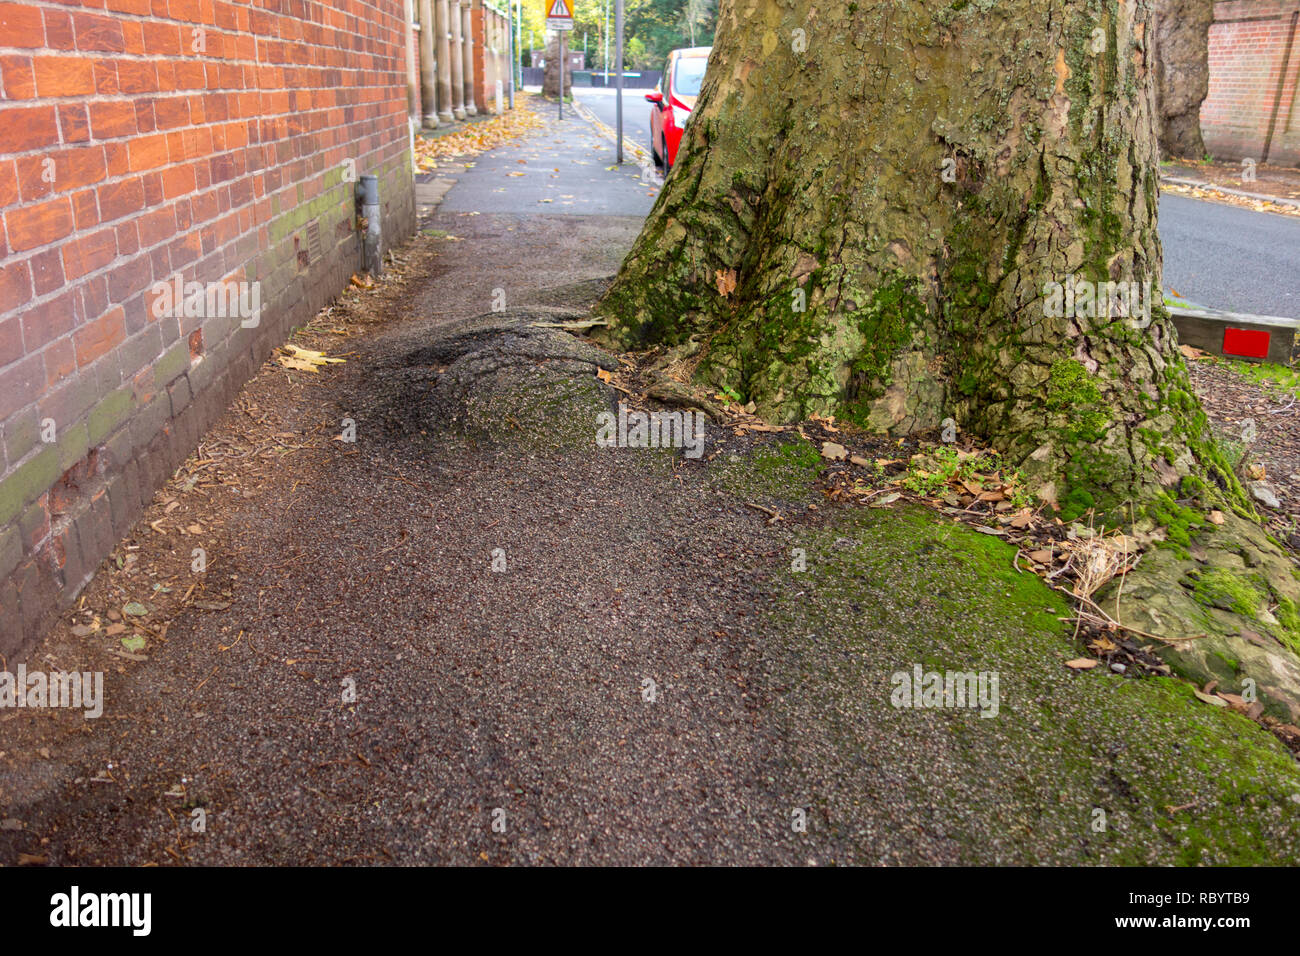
[78, 490, 114, 576]
[0, 522, 21, 584]
[17, 559, 54, 640]
[62, 228, 118, 281]
[86, 385, 134, 447]
[73, 12, 127, 53]
[128, 392, 170, 452]
[58, 103, 90, 143]
[0, 54, 34, 98]
[19, 496, 49, 549]
[53, 517, 90, 594]
[0, 406, 39, 470]
[57, 420, 90, 472]
[0, 445, 57, 527]
[32, 56, 96, 97]
[42, 336, 77, 388]
[0, 353, 45, 423]
[73, 305, 126, 368]
[166, 372, 191, 416]
[39, 365, 100, 430]
[29, 248, 65, 297]
[105, 464, 137, 539]
[0, 3, 44, 43]
[89, 100, 136, 140]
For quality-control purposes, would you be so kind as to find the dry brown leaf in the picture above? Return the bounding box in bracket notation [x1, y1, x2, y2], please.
[714, 268, 737, 297]
[1065, 658, 1100, 670]
[821, 442, 848, 461]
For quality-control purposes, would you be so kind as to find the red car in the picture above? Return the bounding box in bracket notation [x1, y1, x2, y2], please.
[647, 46, 710, 173]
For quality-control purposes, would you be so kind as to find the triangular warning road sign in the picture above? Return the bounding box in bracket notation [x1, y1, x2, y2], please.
[548, 0, 571, 18]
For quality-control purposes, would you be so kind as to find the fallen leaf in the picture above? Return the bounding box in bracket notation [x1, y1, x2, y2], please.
[122, 602, 148, 617]
[596, 368, 612, 383]
[820, 441, 847, 461]
[714, 268, 737, 297]
[1192, 688, 1229, 707]
[121, 635, 147, 653]
[1065, 658, 1100, 670]
[278, 344, 345, 375]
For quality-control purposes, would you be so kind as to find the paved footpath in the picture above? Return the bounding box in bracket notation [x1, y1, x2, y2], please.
[3, 101, 1300, 866]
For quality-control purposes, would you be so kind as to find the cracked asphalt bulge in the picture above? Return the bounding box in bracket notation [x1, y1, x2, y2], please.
[4, 100, 1300, 866]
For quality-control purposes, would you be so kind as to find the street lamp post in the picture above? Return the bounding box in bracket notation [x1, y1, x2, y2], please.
[505, 0, 515, 108]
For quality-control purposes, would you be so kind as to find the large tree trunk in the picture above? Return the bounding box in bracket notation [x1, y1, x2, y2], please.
[543, 36, 572, 98]
[1153, 0, 1213, 158]
[597, 0, 1242, 520]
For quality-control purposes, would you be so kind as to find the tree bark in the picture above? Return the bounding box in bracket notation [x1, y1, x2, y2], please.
[1153, 0, 1213, 159]
[543, 36, 572, 98]
[597, 0, 1243, 519]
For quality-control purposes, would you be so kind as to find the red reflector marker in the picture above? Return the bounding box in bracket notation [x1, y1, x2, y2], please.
[1222, 327, 1271, 359]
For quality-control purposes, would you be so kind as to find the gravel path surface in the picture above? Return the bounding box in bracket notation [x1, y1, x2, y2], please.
[5, 102, 1300, 867]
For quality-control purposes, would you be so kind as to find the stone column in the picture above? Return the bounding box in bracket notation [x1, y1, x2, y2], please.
[434, 0, 455, 123]
[461, 2, 477, 115]
[418, 0, 438, 127]
[448, 0, 466, 119]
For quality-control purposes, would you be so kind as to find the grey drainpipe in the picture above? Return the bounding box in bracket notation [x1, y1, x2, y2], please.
[356, 175, 383, 276]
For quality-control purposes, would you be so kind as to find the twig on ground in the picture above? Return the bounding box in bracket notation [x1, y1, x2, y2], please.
[744, 502, 783, 525]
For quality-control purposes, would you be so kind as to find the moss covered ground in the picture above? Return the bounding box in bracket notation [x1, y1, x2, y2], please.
[715, 444, 1300, 863]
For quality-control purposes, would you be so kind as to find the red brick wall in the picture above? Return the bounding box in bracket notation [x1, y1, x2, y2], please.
[1203, 0, 1300, 165]
[471, 1, 507, 114]
[0, 0, 416, 654]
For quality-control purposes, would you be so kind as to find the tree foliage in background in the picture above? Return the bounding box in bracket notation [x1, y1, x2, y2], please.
[521, 0, 717, 70]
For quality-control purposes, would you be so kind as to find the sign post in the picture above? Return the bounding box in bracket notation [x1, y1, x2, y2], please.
[546, 0, 574, 120]
[615, 0, 623, 163]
